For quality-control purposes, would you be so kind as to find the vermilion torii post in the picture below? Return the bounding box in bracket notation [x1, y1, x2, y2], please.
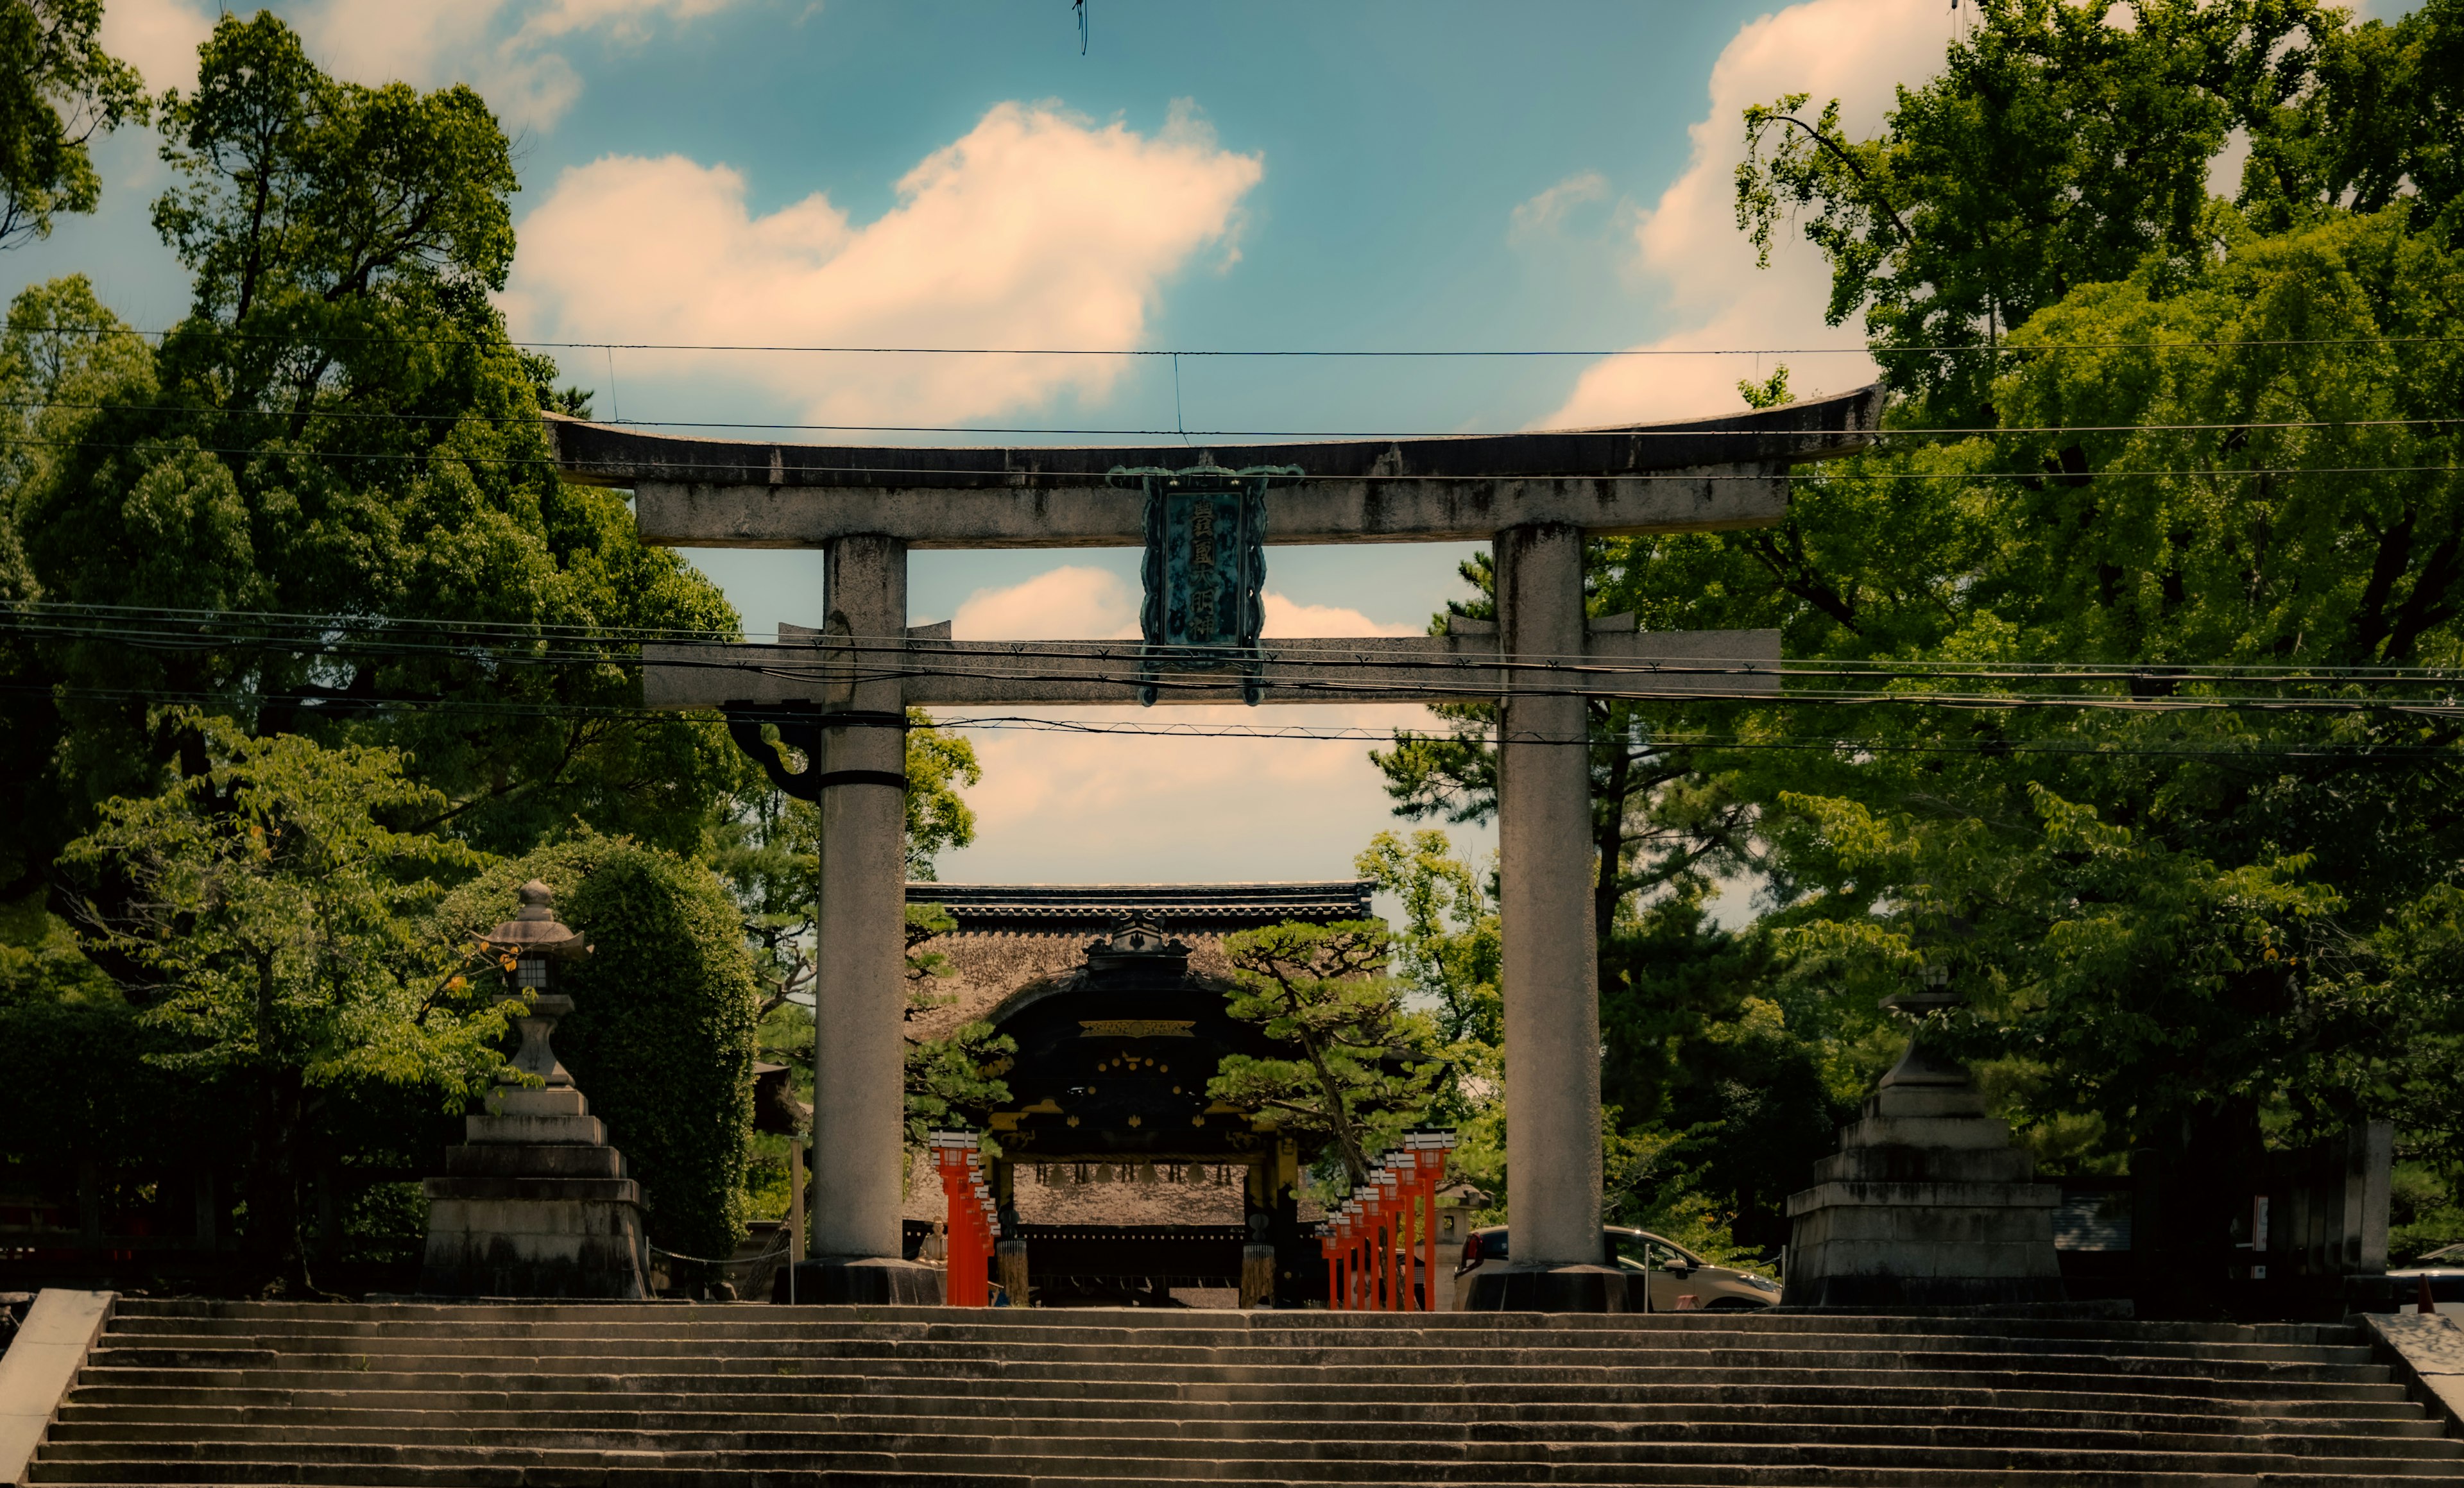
[546, 385, 1881, 1310]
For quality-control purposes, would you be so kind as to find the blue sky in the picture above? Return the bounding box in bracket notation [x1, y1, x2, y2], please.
[18, 0, 1981, 885]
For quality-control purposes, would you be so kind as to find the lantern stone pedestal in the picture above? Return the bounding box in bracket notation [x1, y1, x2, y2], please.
[1781, 1024, 2064, 1309]
[420, 882, 648, 1299]
[419, 1047, 649, 1300]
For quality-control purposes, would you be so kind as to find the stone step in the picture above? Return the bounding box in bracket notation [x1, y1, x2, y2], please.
[64, 1361, 2422, 1405]
[24, 1437, 2464, 1483]
[55, 1395, 2444, 1434]
[72, 1349, 2404, 1399]
[56, 1378, 2427, 1419]
[29, 1468, 2454, 1478]
[35, 1414, 2464, 1458]
[38, 1303, 2443, 1487]
[98, 1301, 2365, 1347]
[76, 1346, 2390, 1387]
[89, 1328, 2380, 1367]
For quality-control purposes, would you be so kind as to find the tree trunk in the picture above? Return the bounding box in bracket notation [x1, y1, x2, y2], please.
[247, 1061, 310, 1295]
[1593, 733, 1631, 977]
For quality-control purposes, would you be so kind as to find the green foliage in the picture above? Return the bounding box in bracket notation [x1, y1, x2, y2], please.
[1557, 0, 2464, 1275]
[0, 0, 147, 250]
[1371, 554, 1759, 950]
[1210, 919, 1442, 1189]
[440, 836, 760, 1263]
[903, 715, 982, 880]
[1356, 829, 1500, 1049]
[1, 11, 751, 885]
[1734, 0, 2330, 421]
[1737, 364, 1794, 410]
[899, 898, 1013, 1150]
[57, 715, 508, 1286]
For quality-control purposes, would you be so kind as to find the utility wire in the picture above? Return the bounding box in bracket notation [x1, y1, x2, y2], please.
[5, 397, 2457, 441]
[12, 628, 2464, 715]
[12, 606, 2464, 684]
[6, 681, 2454, 760]
[19, 325, 2464, 354]
[0, 432, 2452, 482]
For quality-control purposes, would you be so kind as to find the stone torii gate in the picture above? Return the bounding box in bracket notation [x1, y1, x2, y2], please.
[546, 382, 1880, 1309]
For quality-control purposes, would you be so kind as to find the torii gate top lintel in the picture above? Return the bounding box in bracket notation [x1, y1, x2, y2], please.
[544, 382, 1882, 550]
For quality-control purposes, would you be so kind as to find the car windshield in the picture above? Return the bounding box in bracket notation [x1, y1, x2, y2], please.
[1606, 1231, 1694, 1270]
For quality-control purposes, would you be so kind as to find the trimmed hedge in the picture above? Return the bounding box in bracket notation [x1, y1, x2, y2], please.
[444, 836, 758, 1261]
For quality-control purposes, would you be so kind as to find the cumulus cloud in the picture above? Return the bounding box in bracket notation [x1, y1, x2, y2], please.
[952, 566, 1142, 642]
[99, 0, 217, 94]
[1544, 0, 1951, 427]
[296, 0, 736, 130]
[1509, 170, 1609, 244]
[930, 568, 1437, 880]
[947, 565, 1418, 643]
[502, 101, 1264, 425]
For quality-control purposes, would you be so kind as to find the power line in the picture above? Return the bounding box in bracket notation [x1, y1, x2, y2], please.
[13, 626, 2464, 717]
[13, 606, 2464, 685]
[6, 398, 2457, 441]
[9, 681, 2454, 761]
[0, 432, 2454, 483]
[20, 325, 2464, 355]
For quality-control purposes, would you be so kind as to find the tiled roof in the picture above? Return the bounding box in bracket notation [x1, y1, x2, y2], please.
[906, 881, 1374, 934]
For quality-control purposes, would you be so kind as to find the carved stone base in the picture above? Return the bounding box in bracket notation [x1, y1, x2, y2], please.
[1783, 1079, 2064, 1309]
[771, 1256, 946, 1306]
[1466, 1263, 1634, 1313]
[420, 1085, 647, 1300]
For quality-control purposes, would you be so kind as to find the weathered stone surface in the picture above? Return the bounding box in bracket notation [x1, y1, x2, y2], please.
[29, 1299, 2464, 1484]
[547, 386, 1885, 549]
[644, 627, 1783, 710]
[463, 1111, 605, 1145]
[0, 1290, 110, 1485]
[422, 1075, 646, 1299]
[1784, 1064, 2066, 1308]
[2365, 1312, 2464, 1437]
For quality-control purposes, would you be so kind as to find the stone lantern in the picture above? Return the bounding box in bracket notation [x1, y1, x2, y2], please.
[484, 880, 587, 1090]
[1780, 952, 2066, 1306]
[419, 880, 649, 1298]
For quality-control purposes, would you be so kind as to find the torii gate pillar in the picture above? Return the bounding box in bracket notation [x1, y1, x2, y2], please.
[1481, 522, 1623, 1309]
[796, 532, 943, 1304]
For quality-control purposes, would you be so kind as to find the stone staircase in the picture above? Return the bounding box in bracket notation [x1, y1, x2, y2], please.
[19, 1299, 2464, 1485]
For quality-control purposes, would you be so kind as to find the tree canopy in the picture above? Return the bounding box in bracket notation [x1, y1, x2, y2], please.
[1376, 0, 2464, 1279]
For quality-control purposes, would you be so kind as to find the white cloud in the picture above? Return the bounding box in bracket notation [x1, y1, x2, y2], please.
[1262, 594, 1419, 640]
[929, 568, 1440, 880]
[502, 101, 1264, 424]
[99, 0, 216, 94]
[1544, 0, 1950, 427]
[1509, 170, 1609, 244]
[295, 0, 737, 130]
[952, 566, 1140, 641]
[948, 567, 1419, 644]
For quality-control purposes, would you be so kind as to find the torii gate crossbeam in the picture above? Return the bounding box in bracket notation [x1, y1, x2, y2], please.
[549, 384, 1882, 1309]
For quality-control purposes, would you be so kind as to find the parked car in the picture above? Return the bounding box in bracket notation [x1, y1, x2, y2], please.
[2389, 1242, 2464, 1317]
[1453, 1225, 1781, 1311]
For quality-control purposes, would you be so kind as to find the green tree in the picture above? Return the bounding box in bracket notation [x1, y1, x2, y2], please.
[3, 12, 749, 894]
[1733, 0, 2335, 422]
[1208, 919, 1441, 1188]
[59, 715, 509, 1290]
[0, 0, 147, 250]
[1371, 566, 1758, 958]
[1582, 0, 2464, 1299]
